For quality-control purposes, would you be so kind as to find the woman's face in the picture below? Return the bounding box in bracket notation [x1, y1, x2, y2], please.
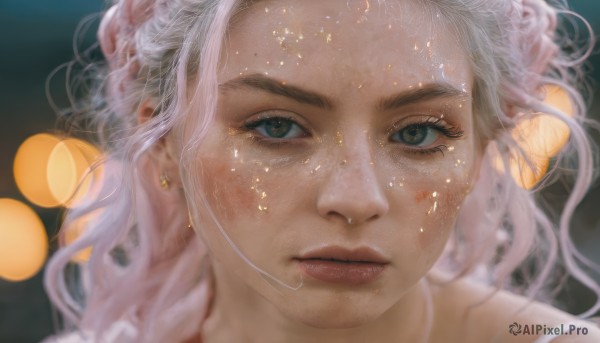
[188, 0, 478, 328]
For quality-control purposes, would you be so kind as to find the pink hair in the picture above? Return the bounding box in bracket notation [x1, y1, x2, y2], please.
[44, 0, 599, 341]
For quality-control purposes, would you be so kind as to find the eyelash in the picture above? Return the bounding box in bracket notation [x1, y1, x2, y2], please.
[390, 116, 464, 156]
[243, 114, 464, 155]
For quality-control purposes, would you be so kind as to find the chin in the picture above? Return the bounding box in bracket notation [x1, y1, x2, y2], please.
[284, 296, 387, 330]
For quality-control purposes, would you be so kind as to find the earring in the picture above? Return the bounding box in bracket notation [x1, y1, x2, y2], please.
[159, 173, 170, 189]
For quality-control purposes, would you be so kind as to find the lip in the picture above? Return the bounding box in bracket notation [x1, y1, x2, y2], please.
[294, 246, 389, 285]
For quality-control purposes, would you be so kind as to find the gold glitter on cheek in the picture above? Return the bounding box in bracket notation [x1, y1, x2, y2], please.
[315, 27, 333, 44]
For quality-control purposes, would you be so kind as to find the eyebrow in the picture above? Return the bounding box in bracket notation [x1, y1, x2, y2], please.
[377, 83, 468, 111]
[219, 73, 468, 111]
[219, 73, 333, 110]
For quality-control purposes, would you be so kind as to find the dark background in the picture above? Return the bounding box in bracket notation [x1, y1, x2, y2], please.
[1, 1, 600, 342]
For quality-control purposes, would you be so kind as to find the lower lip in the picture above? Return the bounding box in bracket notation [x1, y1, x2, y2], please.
[295, 259, 386, 285]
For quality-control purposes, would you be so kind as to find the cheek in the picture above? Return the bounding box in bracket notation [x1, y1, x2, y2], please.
[406, 162, 474, 251]
[416, 187, 466, 250]
[199, 158, 261, 223]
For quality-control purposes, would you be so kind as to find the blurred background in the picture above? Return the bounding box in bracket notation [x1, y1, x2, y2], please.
[1, 1, 600, 342]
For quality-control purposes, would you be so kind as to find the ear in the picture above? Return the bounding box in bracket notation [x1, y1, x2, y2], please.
[138, 99, 183, 190]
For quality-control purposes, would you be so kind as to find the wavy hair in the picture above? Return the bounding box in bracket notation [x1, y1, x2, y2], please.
[44, 0, 599, 342]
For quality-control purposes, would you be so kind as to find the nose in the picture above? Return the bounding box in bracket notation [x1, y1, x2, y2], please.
[316, 151, 389, 225]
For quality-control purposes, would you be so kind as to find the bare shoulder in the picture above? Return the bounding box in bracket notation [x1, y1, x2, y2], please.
[427, 271, 600, 343]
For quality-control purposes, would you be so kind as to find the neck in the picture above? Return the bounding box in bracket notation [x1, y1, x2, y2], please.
[201, 261, 434, 343]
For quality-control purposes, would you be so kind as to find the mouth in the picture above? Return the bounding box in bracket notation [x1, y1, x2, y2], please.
[294, 246, 389, 285]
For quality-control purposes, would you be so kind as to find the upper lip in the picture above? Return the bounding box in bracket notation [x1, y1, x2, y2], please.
[295, 246, 390, 264]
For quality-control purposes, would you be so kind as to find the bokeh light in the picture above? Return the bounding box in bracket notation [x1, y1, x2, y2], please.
[14, 133, 62, 207]
[0, 198, 48, 281]
[14, 134, 102, 208]
[63, 209, 102, 263]
[494, 85, 573, 189]
[47, 138, 103, 208]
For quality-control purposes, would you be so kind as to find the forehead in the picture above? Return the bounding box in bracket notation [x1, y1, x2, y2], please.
[221, 0, 471, 93]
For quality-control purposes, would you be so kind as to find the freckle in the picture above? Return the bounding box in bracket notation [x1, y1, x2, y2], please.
[415, 190, 429, 202]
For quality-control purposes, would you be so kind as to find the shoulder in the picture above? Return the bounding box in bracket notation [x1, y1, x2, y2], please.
[428, 271, 600, 343]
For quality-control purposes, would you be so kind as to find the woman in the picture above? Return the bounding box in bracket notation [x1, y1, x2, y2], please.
[45, 0, 600, 341]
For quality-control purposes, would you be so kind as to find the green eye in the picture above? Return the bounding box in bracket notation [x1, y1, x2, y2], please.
[391, 124, 439, 146]
[248, 117, 306, 139]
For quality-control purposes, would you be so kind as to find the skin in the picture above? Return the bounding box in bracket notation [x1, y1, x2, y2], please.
[154, 0, 600, 342]
[188, 0, 476, 342]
